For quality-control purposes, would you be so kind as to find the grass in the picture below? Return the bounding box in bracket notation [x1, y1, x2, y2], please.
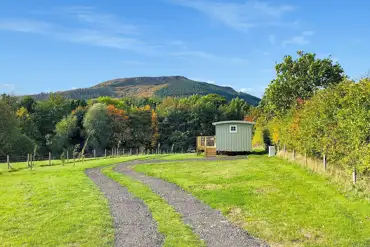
[0, 153, 202, 246]
[102, 165, 204, 247]
[135, 155, 370, 247]
[0, 155, 155, 247]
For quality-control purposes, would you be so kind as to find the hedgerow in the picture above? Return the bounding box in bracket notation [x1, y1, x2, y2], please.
[264, 78, 370, 175]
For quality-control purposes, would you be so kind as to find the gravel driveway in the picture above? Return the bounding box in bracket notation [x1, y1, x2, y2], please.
[85, 167, 163, 247]
[115, 159, 269, 247]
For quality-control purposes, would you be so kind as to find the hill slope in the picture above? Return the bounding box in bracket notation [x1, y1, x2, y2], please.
[29, 76, 261, 105]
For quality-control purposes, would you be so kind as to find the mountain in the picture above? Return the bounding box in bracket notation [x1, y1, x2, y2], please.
[28, 76, 261, 106]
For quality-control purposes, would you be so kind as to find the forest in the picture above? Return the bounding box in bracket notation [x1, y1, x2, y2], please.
[0, 93, 251, 158]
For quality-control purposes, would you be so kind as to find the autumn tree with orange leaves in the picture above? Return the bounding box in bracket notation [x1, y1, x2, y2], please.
[107, 104, 130, 149]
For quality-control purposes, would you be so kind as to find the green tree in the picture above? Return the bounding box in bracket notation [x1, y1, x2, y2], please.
[0, 101, 19, 155]
[83, 103, 111, 151]
[261, 51, 345, 116]
[220, 97, 250, 120]
[129, 105, 152, 149]
[18, 96, 36, 113]
[52, 115, 78, 154]
[32, 94, 72, 153]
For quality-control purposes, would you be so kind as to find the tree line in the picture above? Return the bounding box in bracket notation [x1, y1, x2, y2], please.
[253, 51, 370, 178]
[0, 93, 251, 157]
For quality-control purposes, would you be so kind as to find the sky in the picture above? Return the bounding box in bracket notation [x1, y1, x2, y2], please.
[0, 0, 369, 97]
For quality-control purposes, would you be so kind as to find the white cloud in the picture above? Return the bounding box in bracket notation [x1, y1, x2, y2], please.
[0, 84, 16, 93]
[167, 40, 188, 49]
[302, 30, 315, 36]
[240, 87, 253, 93]
[60, 6, 139, 35]
[239, 86, 266, 97]
[0, 5, 249, 62]
[0, 7, 159, 55]
[169, 0, 296, 31]
[190, 77, 216, 84]
[282, 35, 309, 46]
[0, 19, 51, 33]
[282, 30, 315, 46]
[169, 40, 248, 63]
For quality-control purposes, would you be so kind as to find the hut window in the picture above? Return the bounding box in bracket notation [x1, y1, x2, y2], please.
[230, 125, 237, 133]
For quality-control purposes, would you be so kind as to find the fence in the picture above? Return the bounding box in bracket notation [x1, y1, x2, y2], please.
[0, 147, 188, 172]
[276, 147, 370, 196]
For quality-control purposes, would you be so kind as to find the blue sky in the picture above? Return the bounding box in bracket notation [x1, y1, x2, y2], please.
[0, 0, 369, 97]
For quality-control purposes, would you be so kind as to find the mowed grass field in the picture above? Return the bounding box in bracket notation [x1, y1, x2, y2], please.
[135, 155, 370, 247]
[0, 153, 198, 247]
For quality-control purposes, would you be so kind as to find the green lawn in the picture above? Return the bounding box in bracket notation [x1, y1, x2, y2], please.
[0, 153, 202, 246]
[0, 155, 153, 247]
[102, 166, 204, 247]
[135, 155, 370, 247]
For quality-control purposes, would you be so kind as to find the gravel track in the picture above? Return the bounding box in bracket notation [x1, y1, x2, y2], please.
[115, 159, 269, 247]
[85, 167, 163, 247]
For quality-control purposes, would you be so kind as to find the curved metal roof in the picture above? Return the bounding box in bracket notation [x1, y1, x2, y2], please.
[212, 120, 255, 125]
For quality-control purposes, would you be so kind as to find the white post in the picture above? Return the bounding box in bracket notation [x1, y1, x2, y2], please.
[123, 149, 125, 155]
[205, 137, 208, 157]
[30, 154, 33, 170]
[323, 154, 327, 171]
[352, 168, 357, 184]
[27, 153, 30, 167]
[130, 148, 132, 155]
[105, 149, 107, 158]
[66, 151, 69, 162]
[7, 155, 10, 169]
[292, 149, 295, 161]
[111, 148, 114, 157]
[49, 152, 51, 166]
[93, 149, 96, 158]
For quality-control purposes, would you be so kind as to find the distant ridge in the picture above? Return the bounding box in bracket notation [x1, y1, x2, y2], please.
[27, 76, 261, 106]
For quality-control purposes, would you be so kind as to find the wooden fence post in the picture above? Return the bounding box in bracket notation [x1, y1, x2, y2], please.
[323, 154, 327, 171]
[49, 152, 51, 166]
[305, 152, 307, 166]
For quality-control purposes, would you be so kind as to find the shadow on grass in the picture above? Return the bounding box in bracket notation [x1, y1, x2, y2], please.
[250, 149, 268, 155]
